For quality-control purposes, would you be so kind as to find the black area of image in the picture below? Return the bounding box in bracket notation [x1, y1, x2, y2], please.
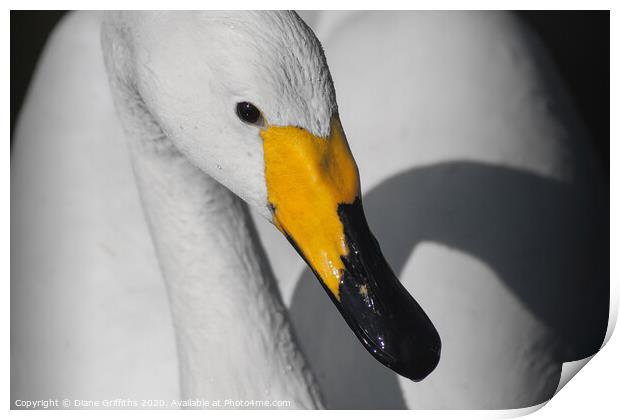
[11, 10, 66, 138]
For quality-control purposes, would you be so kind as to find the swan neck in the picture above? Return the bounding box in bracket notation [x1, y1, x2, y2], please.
[128, 137, 322, 407]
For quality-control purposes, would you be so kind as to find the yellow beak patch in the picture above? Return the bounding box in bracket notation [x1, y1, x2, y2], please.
[261, 117, 360, 300]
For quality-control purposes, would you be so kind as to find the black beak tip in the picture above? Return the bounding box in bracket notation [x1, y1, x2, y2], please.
[334, 197, 443, 382]
[393, 338, 441, 382]
[362, 318, 441, 382]
[338, 273, 443, 382]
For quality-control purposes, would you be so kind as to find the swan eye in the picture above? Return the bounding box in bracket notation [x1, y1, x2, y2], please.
[236, 102, 262, 125]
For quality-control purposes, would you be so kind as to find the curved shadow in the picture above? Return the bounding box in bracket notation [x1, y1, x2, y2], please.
[289, 161, 607, 409]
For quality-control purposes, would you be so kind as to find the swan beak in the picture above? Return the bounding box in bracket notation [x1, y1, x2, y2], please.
[260, 117, 441, 382]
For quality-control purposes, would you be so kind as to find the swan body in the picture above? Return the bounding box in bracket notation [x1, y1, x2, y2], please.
[12, 10, 605, 409]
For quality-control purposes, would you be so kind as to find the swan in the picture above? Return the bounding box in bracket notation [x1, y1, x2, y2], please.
[11, 10, 605, 409]
[12, 10, 440, 408]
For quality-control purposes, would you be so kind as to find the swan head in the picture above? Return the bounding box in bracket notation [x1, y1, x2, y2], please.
[103, 11, 440, 382]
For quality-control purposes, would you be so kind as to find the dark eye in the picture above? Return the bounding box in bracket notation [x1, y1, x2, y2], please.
[236, 102, 262, 125]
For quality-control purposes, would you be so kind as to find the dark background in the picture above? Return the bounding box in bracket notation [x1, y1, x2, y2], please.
[10, 11, 610, 173]
[11, 10, 66, 137]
